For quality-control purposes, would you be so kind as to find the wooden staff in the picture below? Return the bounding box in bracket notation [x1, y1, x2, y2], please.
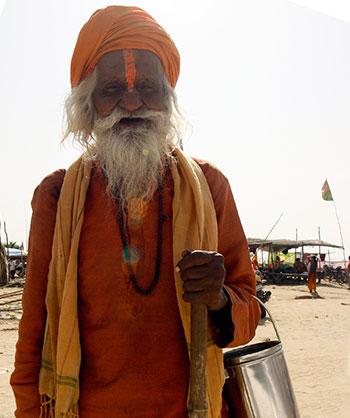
[188, 303, 208, 418]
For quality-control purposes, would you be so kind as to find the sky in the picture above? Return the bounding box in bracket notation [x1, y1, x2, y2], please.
[0, 0, 349, 259]
[292, 0, 350, 22]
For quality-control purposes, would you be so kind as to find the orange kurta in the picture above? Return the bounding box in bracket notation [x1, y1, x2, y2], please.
[11, 159, 260, 417]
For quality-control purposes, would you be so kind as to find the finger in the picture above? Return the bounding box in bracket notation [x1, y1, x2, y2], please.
[180, 265, 225, 281]
[177, 250, 221, 272]
[183, 277, 223, 293]
[175, 250, 193, 272]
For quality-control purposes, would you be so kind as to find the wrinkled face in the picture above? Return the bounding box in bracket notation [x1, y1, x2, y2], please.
[92, 49, 169, 125]
[89, 49, 176, 206]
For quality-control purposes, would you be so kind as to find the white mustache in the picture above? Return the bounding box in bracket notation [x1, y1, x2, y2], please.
[94, 108, 168, 132]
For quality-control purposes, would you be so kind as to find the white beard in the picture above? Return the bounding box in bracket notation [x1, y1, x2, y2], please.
[92, 108, 174, 208]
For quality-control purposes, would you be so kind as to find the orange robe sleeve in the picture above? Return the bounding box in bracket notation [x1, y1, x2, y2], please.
[10, 170, 65, 417]
[197, 160, 260, 348]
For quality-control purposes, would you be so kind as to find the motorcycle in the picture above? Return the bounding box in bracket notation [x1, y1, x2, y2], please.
[323, 264, 347, 285]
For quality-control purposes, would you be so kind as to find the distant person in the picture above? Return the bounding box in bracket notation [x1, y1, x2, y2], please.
[251, 250, 259, 271]
[307, 256, 318, 295]
[273, 256, 282, 273]
[294, 258, 307, 274]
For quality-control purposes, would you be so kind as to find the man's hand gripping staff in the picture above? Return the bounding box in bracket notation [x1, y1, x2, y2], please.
[176, 250, 229, 311]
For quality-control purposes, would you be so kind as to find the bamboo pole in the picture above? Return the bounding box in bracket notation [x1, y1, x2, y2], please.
[263, 212, 283, 242]
[318, 227, 321, 269]
[301, 245, 304, 263]
[188, 303, 208, 418]
[332, 201, 346, 267]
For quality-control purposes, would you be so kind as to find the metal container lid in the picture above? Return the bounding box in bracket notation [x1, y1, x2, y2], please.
[224, 340, 282, 366]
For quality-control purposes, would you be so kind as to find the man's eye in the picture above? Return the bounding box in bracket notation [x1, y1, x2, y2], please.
[137, 83, 158, 94]
[102, 83, 124, 96]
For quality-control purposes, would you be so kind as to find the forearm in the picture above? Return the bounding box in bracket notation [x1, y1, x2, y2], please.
[209, 281, 260, 349]
[224, 282, 260, 347]
[209, 288, 234, 348]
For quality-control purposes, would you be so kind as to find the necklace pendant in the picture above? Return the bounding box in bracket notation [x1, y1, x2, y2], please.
[122, 246, 141, 265]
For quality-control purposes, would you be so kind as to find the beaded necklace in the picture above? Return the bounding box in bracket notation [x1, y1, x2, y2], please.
[116, 181, 164, 296]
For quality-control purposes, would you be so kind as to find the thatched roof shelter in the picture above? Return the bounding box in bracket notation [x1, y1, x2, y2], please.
[248, 238, 343, 252]
[6, 248, 27, 259]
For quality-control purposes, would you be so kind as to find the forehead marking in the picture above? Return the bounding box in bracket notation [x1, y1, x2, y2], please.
[123, 49, 136, 91]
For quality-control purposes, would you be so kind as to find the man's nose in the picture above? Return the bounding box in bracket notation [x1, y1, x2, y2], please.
[118, 90, 143, 112]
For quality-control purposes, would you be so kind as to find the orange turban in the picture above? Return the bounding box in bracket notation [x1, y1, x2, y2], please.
[70, 6, 180, 88]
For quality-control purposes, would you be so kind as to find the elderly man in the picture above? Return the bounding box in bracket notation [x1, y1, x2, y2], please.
[11, 6, 260, 418]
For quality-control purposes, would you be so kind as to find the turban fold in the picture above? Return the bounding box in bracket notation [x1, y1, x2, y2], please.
[70, 5, 180, 88]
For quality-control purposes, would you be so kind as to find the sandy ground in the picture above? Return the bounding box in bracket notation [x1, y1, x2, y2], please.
[1, 282, 350, 417]
[252, 282, 350, 418]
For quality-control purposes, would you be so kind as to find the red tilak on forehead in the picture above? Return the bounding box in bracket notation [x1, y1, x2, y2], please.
[123, 49, 136, 91]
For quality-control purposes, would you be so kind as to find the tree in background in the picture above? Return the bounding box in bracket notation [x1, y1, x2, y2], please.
[5, 241, 20, 249]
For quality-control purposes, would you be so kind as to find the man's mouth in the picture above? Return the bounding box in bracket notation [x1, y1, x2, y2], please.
[118, 117, 147, 128]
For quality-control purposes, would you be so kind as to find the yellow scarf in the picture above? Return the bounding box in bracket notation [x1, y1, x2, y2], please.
[39, 148, 224, 418]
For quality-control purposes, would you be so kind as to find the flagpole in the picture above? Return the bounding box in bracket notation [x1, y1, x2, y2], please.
[332, 200, 346, 267]
[322, 179, 346, 267]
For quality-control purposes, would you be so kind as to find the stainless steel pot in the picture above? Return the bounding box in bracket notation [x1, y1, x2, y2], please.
[223, 297, 300, 418]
